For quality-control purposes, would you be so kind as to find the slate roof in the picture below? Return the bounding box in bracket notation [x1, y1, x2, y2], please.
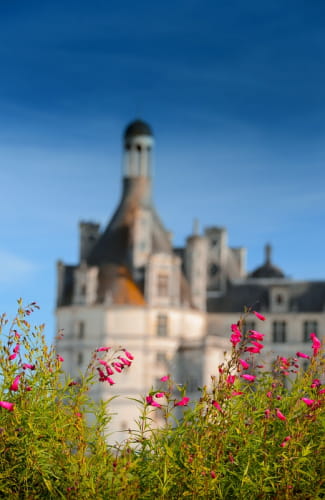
[207, 281, 325, 313]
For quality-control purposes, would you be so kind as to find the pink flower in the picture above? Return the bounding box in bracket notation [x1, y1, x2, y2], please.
[264, 409, 271, 418]
[240, 374, 256, 382]
[13, 330, 20, 339]
[280, 436, 291, 447]
[296, 352, 310, 359]
[112, 363, 122, 373]
[96, 347, 111, 352]
[301, 397, 315, 406]
[231, 391, 243, 397]
[226, 375, 236, 385]
[212, 401, 222, 411]
[22, 363, 35, 370]
[151, 401, 161, 408]
[230, 333, 241, 347]
[231, 323, 241, 334]
[119, 356, 132, 366]
[97, 368, 106, 380]
[248, 330, 264, 340]
[57, 355, 64, 362]
[160, 375, 169, 382]
[146, 395, 153, 405]
[250, 341, 264, 350]
[245, 346, 261, 354]
[319, 389, 325, 395]
[253, 311, 266, 321]
[13, 344, 20, 354]
[155, 392, 165, 398]
[0, 401, 14, 411]
[210, 470, 216, 479]
[25, 385, 32, 391]
[175, 396, 190, 406]
[9, 353, 17, 361]
[105, 365, 114, 376]
[68, 381, 78, 386]
[106, 377, 115, 386]
[276, 409, 286, 421]
[239, 359, 250, 369]
[266, 391, 272, 398]
[311, 379, 321, 388]
[124, 350, 134, 360]
[310, 333, 321, 356]
[98, 359, 108, 367]
[10, 375, 21, 392]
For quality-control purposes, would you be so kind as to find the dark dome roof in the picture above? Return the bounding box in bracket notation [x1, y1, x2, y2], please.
[124, 120, 153, 139]
[250, 244, 285, 279]
[250, 263, 285, 279]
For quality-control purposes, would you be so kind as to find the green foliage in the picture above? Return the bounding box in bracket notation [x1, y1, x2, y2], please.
[0, 301, 324, 499]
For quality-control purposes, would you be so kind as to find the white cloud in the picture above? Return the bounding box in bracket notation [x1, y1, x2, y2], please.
[0, 250, 37, 285]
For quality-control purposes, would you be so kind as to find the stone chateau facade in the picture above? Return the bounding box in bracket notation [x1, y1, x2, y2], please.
[56, 120, 325, 438]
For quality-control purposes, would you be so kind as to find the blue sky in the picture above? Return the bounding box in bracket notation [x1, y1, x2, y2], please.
[0, 0, 324, 341]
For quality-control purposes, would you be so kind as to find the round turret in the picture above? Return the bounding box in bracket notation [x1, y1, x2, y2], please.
[124, 120, 153, 139]
[123, 119, 154, 179]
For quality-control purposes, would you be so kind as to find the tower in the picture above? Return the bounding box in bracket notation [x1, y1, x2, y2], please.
[56, 120, 206, 441]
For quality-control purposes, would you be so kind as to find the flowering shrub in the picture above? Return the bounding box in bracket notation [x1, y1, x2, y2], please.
[0, 301, 324, 498]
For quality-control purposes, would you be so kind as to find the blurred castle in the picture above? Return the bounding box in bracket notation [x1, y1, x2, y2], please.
[56, 120, 325, 437]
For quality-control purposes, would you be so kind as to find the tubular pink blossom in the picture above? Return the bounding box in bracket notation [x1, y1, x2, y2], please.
[106, 377, 115, 386]
[175, 396, 190, 406]
[311, 379, 321, 388]
[98, 359, 108, 367]
[301, 397, 315, 406]
[230, 333, 241, 346]
[239, 359, 250, 369]
[0, 401, 14, 411]
[264, 409, 271, 418]
[231, 323, 241, 334]
[13, 344, 20, 353]
[10, 375, 21, 392]
[105, 365, 114, 376]
[151, 401, 161, 408]
[253, 311, 266, 321]
[245, 346, 261, 354]
[240, 374, 256, 382]
[124, 350, 134, 360]
[296, 352, 310, 359]
[57, 355, 64, 362]
[226, 375, 236, 385]
[146, 395, 153, 405]
[231, 391, 243, 397]
[319, 389, 325, 395]
[97, 367, 106, 380]
[155, 392, 165, 398]
[266, 391, 272, 398]
[96, 347, 111, 352]
[22, 363, 35, 370]
[212, 400, 222, 411]
[119, 356, 132, 366]
[250, 340, 264, 350]
[310, 333, 321, 356]
[25, 385, 32, 391]
[248, 330, 264, 340]
[276, 409, 286, 421]
[9, 353, 17, 361]
[160, 375, 169, 382]
[210, 470, 216, 479]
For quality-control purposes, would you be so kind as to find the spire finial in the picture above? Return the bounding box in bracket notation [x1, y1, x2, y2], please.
[265, 243, 272, 265]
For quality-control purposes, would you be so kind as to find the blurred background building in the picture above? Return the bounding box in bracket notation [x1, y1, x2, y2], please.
[56, 120, 325, 439]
